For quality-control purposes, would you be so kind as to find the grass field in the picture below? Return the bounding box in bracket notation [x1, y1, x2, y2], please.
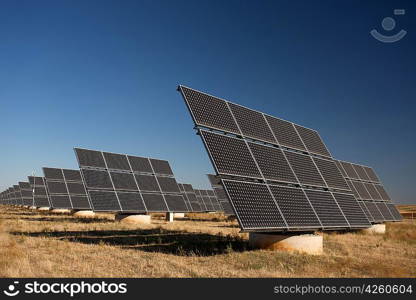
[0, 206, 415, 278]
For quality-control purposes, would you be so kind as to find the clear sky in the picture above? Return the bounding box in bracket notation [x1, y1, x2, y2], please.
[0, 0, 415, 204]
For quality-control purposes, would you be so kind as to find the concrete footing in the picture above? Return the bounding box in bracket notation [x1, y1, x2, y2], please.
[361, 224, 386, 234]
[165, 212, 174, 222]
[72, 210, 95, 218]
[51, 209, 71, 214]
[29, 206, 37, 210]
[249, 232, 323, 255]
[174, 213, 185, 219]
[37, 207, 51, 211]
[115, 214, 151, 224]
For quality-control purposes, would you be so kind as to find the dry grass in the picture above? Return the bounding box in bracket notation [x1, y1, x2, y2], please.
[0, 206, 415, 278]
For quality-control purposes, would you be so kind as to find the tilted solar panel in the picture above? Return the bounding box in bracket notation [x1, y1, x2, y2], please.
[294, 125, 331, 157]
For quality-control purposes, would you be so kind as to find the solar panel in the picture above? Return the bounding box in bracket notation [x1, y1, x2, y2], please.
[44, 167, 64, 180]
[46, 181, 68, 194]
[75, 148, 106, 168]
[303, 189, 348, 228]
[334, 160, 347, 178]
[264, 115, 306, 151]
[200, 130, 262, 179]
[351, 164, 371, 181]
[50, 195, 71, 208]
[149, 159, 174, 176]
[222, 180, 287, 231]
[363, 183, 382, 200]
[358, 201, 374, 222]
[363, 202, 384, 223]
[89, 190, 121, 211]
[386, 203, 403, 221]
[269, 185, 321, 228]
[62, 169, 82, 182]
[179, 86, 241, 135]
[70, 195, 90, 209]
[248, 142, 297, 184]
[284, 151, 326, 187]
[74, 148, 186, 213]
[340, 161, 360, 180]
[374, 184, 391, 201]
[351, 180, 372, 200]
[375, 202, 395, 221]
[345, 179, 360, 200]
[66, 182, 86, 195]
[117, 192, 146, 212]
[228, 102, 277, 144]
[313, 157, 350, 191]
[331, 193, 371, 227]
[294, 125, 331, 157]
[362, 166, 380, 182]
[30, 177, 51, 207]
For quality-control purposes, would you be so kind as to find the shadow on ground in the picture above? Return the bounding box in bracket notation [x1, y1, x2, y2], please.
[13, 228, 250, 256]
[5, 216, 112, 224]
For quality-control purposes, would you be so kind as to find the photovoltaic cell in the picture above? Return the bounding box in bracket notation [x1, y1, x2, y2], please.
[363, 202, 384, 222]
[358, 201, 374, 222]
[116, 192, 146, 212]
[103, 152, 131, 170]
[66, 182, 86, 195]
[141, 193, 168, 211]
[82, 169, 113, 189]
[269, 185, 321, 228]
[179, 86, 240, 135]
[284, 151, 326, 187]
[294, 125, 331, 157]
[364, 183, 382, 200]
[386, 203, 402, 221]
[363, 166, 380, 182]
[351, 164, 371, 181]
[43, 168, 64, 180]
[222, 180, 286, 231]
[150, 159, 174, 175]
[374, 184, 391, 201]
[351, 181, 371, 200]
[345, 180, 360, 200]
[313, 157, 350, 190]
[157, 176, 180, 193]
[331, 193, 371, 227]
[335, 160, 347, 177]
[63, 169, 82, 182]
[304, 189, 348, 227]
[375, 202, 394, 221]
[50, 195, 72, 208]
[70, 196, 90, 209]
[340, 161, 360, 180]
[89, 190, 121, 211]
[75, 148, 106, 168]
[128, 156, 153, 173]
[264, 115, 306, 151]
[228, 102, 276, 144]
[201, 130, 261, 179]
[110, 172, 138, 191]
[135, 175, 160, 192]
[46, 181, 68, 194]
[164, 194, 188, 212]
[248, 142, 297, 183]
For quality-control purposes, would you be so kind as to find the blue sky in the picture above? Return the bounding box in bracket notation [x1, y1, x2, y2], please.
[0, 0, 415, 203]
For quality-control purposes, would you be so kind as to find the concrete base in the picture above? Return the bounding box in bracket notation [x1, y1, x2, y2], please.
[249, 233, 323, 255]
[165, 212, 174, 222]
[115, 214, 151, 224]
[174, 213, 185, 219]
[72, 210, 95, 218]
[51, 209, 71, 214]
[29, 206, 37, 210]
[37, 207, 51, 211]
[361, 224, 386, 234]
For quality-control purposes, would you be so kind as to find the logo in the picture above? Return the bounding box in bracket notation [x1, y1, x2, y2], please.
[371, 9, 407, 43]
[3, 281, 20, 297]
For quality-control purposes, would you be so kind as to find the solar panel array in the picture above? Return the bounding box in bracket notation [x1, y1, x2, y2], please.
[335, 160, 402, 223]
[43, 168, 90, 210]
[74, 148, 188, 213]
[207, 174, 235, 215]
[179, 85, 379, 232]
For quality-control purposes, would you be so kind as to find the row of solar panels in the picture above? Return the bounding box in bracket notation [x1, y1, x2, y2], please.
[0, 149, 225, 214]
[179, 85, 402, 232]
